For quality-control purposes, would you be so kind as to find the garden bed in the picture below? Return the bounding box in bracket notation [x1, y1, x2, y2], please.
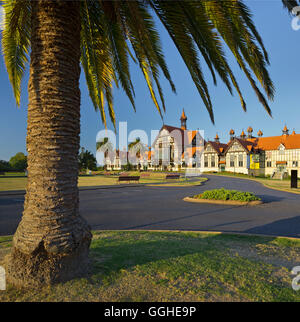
[184, 188, 263, 206]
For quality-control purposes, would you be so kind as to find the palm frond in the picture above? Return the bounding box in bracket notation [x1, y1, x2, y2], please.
[2, 0, 274, 126]
[282, 0, 300, 12]
[1, 0, 31, 106]
[80, 0, 116, 128]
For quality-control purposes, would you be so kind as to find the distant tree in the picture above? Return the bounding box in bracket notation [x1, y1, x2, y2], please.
[9, 152, 27, 171]
[78, 148, 97, 171]
[0, 160, 12, 172]
[123, 162, 134, 171]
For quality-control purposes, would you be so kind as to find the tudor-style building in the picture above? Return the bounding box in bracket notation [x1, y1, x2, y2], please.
[102, 108, 300, 178]
[202, 134, 227, 172]
[201, 126, 300, 178]
[152, 109, 204, 170]
[103, 109, 204, 171]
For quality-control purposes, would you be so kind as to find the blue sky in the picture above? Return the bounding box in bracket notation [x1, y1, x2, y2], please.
[1, 0, 300, 161]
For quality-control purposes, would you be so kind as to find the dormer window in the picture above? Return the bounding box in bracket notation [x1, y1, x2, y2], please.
[278, 144, 285, 155]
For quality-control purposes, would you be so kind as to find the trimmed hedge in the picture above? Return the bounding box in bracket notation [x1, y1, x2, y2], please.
[194, 188, 261, 202]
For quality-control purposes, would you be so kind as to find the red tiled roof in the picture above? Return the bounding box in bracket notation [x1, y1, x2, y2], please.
[248, 134, 300, 150]
[152, 125, 205, 154]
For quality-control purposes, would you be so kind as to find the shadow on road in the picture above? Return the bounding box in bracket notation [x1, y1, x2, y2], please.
[124, 205, 244, 230]
[256, 194, 285, 204]
[245, 215, 300, 238]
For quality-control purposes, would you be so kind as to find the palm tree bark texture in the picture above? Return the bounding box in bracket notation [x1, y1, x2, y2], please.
[5, 0, 92, 287]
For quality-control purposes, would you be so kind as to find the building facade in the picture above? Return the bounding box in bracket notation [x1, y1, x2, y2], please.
[201, 126, 300, 178]
[151, 110, 204, 171]
[102, 109, 300, 178]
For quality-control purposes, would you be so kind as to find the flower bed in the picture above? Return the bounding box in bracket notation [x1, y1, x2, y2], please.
[184, 188, 262, 206]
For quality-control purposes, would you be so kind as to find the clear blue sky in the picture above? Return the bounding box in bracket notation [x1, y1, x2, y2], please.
[1, 0, 299, 161]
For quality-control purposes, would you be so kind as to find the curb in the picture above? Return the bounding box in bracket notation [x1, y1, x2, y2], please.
[2, 230, 299, 241]
[92, 229, 300, 240]
[183, 196, 263, 206]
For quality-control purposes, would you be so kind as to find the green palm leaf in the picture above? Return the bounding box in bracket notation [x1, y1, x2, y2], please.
[2, 0, 275, 125]
[2, 0, 31, 106]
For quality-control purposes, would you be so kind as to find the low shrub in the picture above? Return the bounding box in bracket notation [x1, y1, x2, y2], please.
[194, 188, 261, 202]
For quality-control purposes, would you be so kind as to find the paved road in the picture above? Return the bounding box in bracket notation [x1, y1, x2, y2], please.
[0, 175, 299, 237]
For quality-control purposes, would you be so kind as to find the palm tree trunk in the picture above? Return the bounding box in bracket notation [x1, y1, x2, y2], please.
[5, 0, 92, 288]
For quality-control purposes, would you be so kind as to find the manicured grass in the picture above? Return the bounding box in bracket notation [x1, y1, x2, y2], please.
[0, 172, 26, 177]
[0, 231, 299, 302]
[0, 172, 198, 191]
[0, 177, 28, 191]
[194, 188, 261, 202]
[204, 172, 300, 194]
[149, 178, 207, 187]
[255, 178, 300, 194]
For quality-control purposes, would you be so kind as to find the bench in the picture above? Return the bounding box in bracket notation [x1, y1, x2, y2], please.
[118, 176, 140, 183]
[165, 174, 180, 180]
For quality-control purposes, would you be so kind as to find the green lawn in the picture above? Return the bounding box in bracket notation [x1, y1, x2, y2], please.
[0, 177, 28, 191]
[1, 231, 299, 302]
[0, 172, 204, 191]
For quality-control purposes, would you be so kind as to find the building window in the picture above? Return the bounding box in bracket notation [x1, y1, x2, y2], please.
[267, 161, 272, 167]
[204, 155, 208, 167]
[292, 161, 298, 167]
[278, 145, 285, 156]
[230, 155, 235, 167]
[211, 156, 215, 167]
[238, 155, 243, 167]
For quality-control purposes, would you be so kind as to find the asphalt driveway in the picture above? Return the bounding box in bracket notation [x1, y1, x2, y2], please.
[0, 175, 299, 237]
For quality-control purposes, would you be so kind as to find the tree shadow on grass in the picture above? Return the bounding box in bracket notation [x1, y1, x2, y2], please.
[87, 231, 275, 284]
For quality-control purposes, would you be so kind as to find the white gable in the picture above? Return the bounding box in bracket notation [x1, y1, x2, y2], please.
[227, 141, 245, 153]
